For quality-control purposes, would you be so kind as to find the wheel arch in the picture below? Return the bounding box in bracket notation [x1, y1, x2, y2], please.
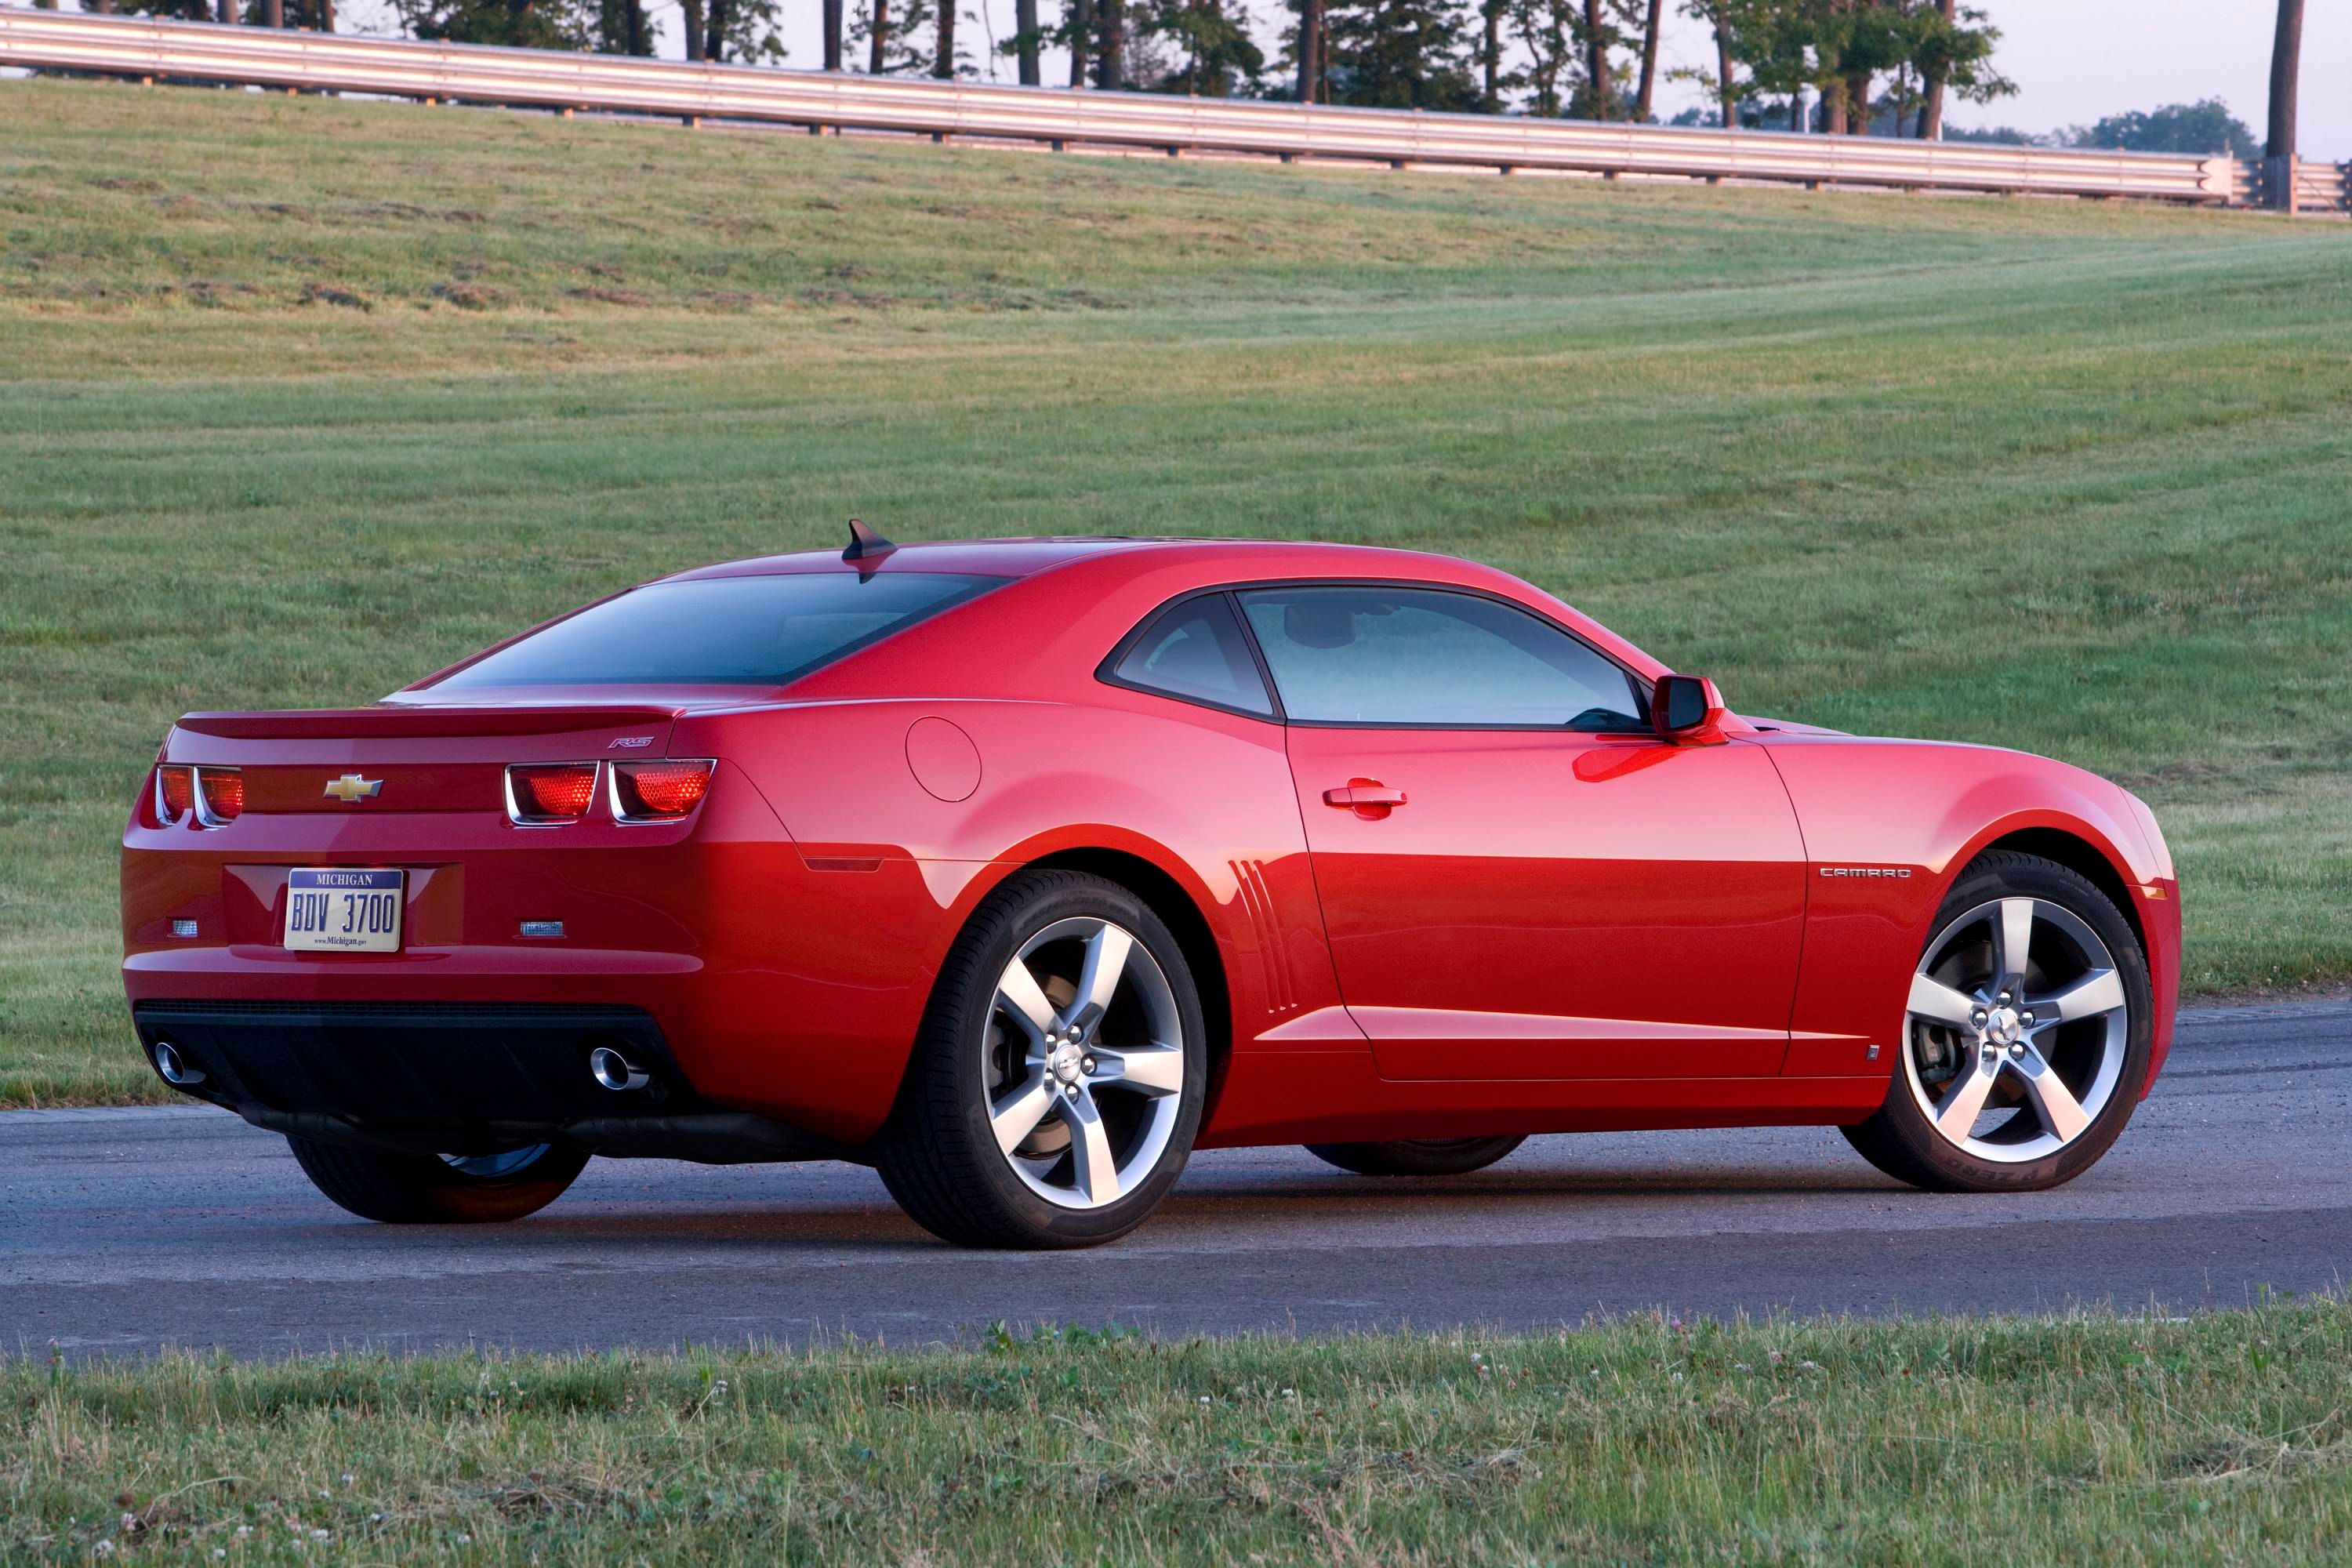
[1962, 824, 2147, 956]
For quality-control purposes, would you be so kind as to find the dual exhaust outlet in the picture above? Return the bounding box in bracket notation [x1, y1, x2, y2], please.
[152, 1037, 651, 1095]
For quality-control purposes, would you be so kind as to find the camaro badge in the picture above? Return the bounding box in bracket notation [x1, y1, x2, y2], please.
[322, 774, 383, 804]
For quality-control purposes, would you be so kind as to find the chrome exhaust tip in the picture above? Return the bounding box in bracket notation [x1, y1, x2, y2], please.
[152, 1040, 205, 1087]
[589, 1046, 650, 1093]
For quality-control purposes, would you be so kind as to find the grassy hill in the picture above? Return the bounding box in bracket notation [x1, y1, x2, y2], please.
[4, 76, 2349, 1106]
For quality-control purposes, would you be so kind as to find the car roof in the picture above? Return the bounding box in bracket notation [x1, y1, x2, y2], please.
[657, 536, 1490, 584]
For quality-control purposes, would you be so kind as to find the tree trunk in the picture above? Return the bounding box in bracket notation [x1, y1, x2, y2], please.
[702, 0, 728, 59]
[1298, 0, 1323, 104]
[262, 0, 282, 25]
[1065, 0, 1091, 85]
[2267, 0, 2303, 159]
[1581, 0, 1610, 119]
[932, 0, 954, 76]
[316, 0, 333, 32]
[216, 0, 237, 23]
[683, 0, 706, 62]
[1846, 69, 1869, 133]
[1480, 0, 1502, 111]
[1633, 0, 1662, 122]
[823, 0, 843, 67]
[1918, 0, 1954, 138]
[1013, 0, 1037, 82]
[624, 0, 648, 53]
[1713, 6, 1736, 128]
[1094, 0, 1123, 89]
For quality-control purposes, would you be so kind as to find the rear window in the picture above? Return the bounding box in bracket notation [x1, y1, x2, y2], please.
[431, 572, 1001, 690]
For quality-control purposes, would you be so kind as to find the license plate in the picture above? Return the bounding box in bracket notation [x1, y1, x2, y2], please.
[285, 869, 405, 953]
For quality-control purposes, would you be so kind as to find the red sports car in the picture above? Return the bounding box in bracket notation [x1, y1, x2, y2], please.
[122, 532, 2180, 1247]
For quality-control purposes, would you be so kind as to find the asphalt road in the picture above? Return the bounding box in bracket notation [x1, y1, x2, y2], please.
[6, 1002, 2348, 1361]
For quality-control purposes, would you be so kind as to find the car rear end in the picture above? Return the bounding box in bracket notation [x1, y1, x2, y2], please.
[120, 698, 838, 1160]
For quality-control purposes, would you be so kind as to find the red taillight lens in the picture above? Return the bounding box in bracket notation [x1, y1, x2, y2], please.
[157, 764, 194, 823]
[612, 760, 715, 822]
[197, 768, 243, 822]
[509, 762, 599, 822]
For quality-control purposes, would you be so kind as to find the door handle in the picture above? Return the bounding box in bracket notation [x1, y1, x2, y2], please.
[1324, 782, 1407, 809]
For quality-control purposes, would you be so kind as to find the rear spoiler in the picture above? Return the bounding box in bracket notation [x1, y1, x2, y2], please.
[175, 706, 684, 740]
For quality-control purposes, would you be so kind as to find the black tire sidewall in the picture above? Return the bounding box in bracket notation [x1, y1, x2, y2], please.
[1873, 852, 2154, 1192]
[288, 1137, 588, 1224]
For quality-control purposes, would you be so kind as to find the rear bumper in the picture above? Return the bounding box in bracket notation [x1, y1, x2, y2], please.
[132, 1000, 852, 1163]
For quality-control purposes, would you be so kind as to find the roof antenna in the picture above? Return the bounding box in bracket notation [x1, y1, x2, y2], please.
[843, 518, 897, 578]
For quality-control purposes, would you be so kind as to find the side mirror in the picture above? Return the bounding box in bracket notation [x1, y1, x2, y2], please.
[1652, 673, 1728, 743]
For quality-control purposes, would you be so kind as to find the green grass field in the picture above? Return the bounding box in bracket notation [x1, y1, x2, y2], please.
[8, 1305, 2352, 1564]
[3, 78, 2350, 1107]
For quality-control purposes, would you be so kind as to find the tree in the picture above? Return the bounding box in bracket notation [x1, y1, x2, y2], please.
[1475, 0, 1508, 109]
[854, 0, 938, 71]
[1323, 0, 1478, 109]
[1066, 0, 1094, 85]
[931, 0, 954, 75]
[2066, 100, 2258, 156]
[1010, 0, 1038, 82]
[1631, 0, 1662, 119]
[1141, 0, 1263, 95]
[1911, 2, 2007, 138]
[1507, 0, 1575, 115]
[1097, 0, 1127, 86]
[824, 0, 844, 68]
[1299, 0, 1326, 102]
[2267, 0, 2303, 208]
[1579, 0, 1610, 118]
[394, 0, 587, 51]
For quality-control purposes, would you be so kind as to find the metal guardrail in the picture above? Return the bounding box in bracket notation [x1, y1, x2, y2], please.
[3, 6, 2340, 212]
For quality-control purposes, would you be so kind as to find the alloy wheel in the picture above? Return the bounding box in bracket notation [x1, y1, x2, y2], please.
[981, 916, 1186, 1210]
[1902, 896, 2132, 1163]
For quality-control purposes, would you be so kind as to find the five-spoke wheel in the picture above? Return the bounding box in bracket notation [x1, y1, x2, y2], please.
[982, 916, 1189, 1211]
[880, 869, 1207, 1248]
[1844, 851, 2151, 1192]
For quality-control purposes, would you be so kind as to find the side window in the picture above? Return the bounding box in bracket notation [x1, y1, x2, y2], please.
[1106, 595, 1276, 718]
[1236, 586, 1646, 730]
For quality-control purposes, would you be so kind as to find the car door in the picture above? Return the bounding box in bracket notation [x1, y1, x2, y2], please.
[1238, 583, 1807, 1081]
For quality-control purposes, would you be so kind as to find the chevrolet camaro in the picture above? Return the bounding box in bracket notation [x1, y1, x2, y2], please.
[122, 530, 2180, 1247]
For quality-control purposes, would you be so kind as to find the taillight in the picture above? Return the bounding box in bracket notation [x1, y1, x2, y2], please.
[156, 764, 194, 824]
[196, 768, 243, 824]
[506, 762, 600, 824]
[611, 760, 715, 822]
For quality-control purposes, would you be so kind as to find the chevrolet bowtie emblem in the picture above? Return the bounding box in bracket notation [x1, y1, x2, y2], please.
[322, 774, 383, 804]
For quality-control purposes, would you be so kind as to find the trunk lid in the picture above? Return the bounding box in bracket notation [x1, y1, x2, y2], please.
[165, 705, 681, 815]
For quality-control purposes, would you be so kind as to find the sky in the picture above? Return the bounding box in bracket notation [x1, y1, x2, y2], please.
[241, 0, 2352, 158]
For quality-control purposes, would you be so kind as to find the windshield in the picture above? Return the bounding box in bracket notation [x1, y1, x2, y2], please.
[430, 572, 1002, 690]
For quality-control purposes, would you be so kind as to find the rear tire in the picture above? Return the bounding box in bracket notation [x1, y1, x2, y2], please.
[878, 869, 1207, 1250]
[287, 1137, 588, 1224]
[1305, 1137, 1526, 1177]
[1842, 850, 2151, 1193]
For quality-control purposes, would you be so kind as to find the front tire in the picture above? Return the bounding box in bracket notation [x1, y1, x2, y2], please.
[1305, 1137, 1526, 1177]
[879, 869, 1207, 1249]
[1842, 850, 2152, 1193]
[287, 1137, 588, 1224]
